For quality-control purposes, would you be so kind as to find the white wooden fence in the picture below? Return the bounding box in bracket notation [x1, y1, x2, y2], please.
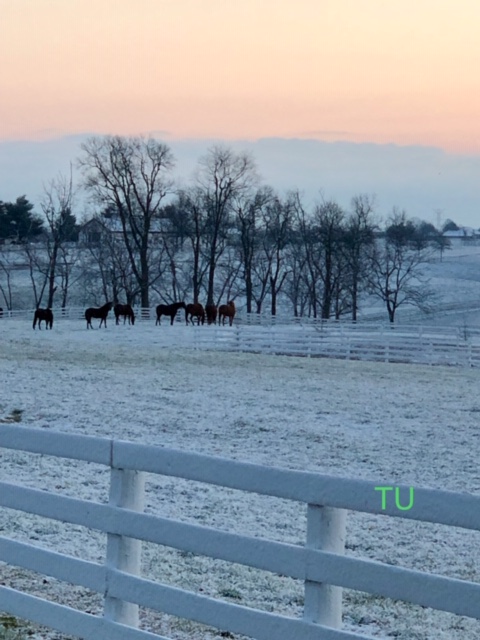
[0, 425, 479, 639]
[2, 307, 480, 367]
[191, 323, 480, 367]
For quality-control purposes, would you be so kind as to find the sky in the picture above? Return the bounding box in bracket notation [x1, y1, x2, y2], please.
[1, 0, 480, 226]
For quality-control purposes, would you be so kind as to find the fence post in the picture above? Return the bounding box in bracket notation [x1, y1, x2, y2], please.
[104, 465, 145, 627]
[384, 338, 390, 363]
[304, 504, 346, 628]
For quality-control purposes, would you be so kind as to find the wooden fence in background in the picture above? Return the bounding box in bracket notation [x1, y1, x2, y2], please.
[2, 307, 480, 366]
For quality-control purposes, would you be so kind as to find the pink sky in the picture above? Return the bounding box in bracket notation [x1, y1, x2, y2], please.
[1, 0, 480, 153]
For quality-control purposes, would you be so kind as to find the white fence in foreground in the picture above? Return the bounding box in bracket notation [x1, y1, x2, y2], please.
[0, 426, 479, 640]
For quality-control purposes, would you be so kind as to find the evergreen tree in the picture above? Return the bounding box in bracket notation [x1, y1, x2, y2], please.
[0, 196, 44, 241]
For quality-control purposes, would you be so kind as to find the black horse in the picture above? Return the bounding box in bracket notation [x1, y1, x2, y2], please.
[155, 301, 186, 326]
[33, 308, 53, 330]
[85, 301, 113, 329]
[114, 303, 135, 325]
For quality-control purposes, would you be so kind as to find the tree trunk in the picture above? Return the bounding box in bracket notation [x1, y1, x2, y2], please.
[270, 280, 277, 316]
[351, 279, 358, 322]
[206, 255, 216, 306]
[245, 271, 253, 313]
[47, 244, 59, 308]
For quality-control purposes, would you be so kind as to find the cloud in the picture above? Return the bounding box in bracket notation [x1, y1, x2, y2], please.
[136, 129, 172, 139]
[2, 135, 480, 227]
[297, 130, 354, 137]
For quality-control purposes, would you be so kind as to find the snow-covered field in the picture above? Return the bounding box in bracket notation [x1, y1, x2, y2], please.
[0, 317, 479, 639]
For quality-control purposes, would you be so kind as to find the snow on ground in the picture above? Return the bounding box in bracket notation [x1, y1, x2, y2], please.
[360, 244, 480, 326]
[0, 317, 479, 639]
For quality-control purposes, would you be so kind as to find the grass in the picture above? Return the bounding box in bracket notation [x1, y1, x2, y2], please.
[0, 616, 28, 640]
[0, 409, 23, 424]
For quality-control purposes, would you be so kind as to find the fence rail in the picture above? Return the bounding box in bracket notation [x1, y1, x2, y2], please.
[0, 425, 479, 639]
[3, 306, 480, 367]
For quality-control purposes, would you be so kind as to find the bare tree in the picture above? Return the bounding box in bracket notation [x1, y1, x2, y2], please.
[80, 240, 113, 305]
[233, 186, 273, 313]
[41, 171, 77, 308]
[174, 188, 210, 303]
[343, 195, 377, 321]
[195, 145, 258, 305]
[283, 234, 309, 317]
[313, 201, 346, 319]
[367, 209, 436, 323]
[56, 244, 81, 309]
[264, 196, 293, 316]
[22, 241, 50, 308]
[251, 252, 271, 314]
[78, 135, 175, 307]
[291, 192, 323, 318]
[0, 248, 15, 309]
[250, 194, 292, 315]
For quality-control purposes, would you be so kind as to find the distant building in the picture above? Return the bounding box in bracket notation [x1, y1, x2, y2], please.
[78, 218, 109, 246]
[442, 227, 480, 241]
[78, 216, 175, 247]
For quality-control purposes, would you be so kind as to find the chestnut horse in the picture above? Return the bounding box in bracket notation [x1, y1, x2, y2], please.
[85, 301, 113, 329]
[114, 303, 135, 325]
[33, 308, 53, 330]
[205, 304, 217, 325]
[155, 301, 186, 326]
[218, 300, 236, 326]
[185, 302, 205, 325]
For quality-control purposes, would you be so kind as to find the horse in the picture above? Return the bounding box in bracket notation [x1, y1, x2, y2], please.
[114, 303, 135, 325]
[218, 300, 236, 326]
[33, 308, 53, 330]
[205, 304, 217, 325]
[85, 301, 113, 329]
[155, 301, 186, 326]
[185, 302, 205, 325]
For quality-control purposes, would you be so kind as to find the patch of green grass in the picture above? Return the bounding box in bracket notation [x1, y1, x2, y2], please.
[0, 615, 27, 640]
[219, 587, 242, 600]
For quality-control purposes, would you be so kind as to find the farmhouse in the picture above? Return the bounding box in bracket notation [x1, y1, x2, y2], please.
[78, 216, 176, 247]
[442, 226, 480, 243]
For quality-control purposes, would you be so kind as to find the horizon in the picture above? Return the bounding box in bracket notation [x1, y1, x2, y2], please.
[1, 133, 479, 229]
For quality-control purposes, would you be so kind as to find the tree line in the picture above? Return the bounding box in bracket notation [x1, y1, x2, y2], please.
[0, 136, 452, 322]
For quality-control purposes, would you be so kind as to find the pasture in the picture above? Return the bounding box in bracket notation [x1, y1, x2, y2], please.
[0, 318, 479, 639]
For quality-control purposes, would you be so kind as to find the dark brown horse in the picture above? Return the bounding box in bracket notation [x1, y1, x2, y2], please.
[185, 302, 205, 325]
[85, 301, 113, 329]
[156, 301, 186, 326]
[33, 308, 53, 330]
[114, 303, 135, 325]
[218, 300, 236, 326]
[205, 304, 217, 325]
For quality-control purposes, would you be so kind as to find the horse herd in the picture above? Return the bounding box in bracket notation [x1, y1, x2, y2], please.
[31, 300, 236, 329]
